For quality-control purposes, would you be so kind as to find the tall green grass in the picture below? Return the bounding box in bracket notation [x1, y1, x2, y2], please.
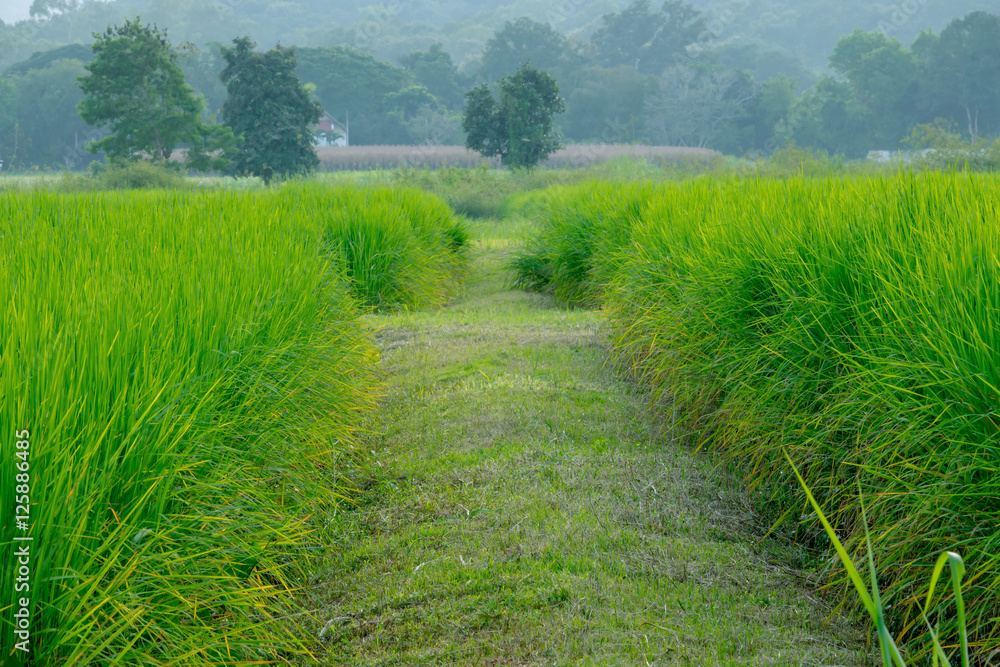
[297, 184, 469, 309]
[512, 172, 1000, 662]
[0, 184, 466, 663]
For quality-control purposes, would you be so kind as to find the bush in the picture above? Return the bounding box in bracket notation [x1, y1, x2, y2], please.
[756, 144, 845, 177]
[57, 160, 190, 191]
[904, 121, 1000, 172]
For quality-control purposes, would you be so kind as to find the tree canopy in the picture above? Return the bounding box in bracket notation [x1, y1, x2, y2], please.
[77, 18, 233, 169]
[591, 0, 709, 76]
[915, 11, 1000, 142]
[479, 18, 577, 82]
[399, 44, 468, 111]
[220, 36, 321, 184]
[463, 63, 565, 169]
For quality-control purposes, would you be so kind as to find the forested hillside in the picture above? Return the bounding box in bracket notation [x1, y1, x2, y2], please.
[3, 0, 994, 72]
[1, 0, 998, 168]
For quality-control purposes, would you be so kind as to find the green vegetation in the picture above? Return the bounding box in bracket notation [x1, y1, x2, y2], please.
[463, 63, 565, 169]
[77, 18, 234, 170]
[903, 120, 1000, 171]
[312, 227, 871, 665]
[304, 184, 471, 309]
[478, 17, 580, 83]
[3, 0, 1000, 167]
[787, 457, 970, 667]
[590, 0, 709, 75]
[511, 173, 1000, 662]
[220, 37, 321, 185]
[0, 184, 466, 663]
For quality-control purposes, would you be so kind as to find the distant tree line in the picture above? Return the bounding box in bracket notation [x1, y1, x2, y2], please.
[0, 1, 999, 168]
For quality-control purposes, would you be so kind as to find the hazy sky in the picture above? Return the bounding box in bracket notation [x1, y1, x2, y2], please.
[1, 0, 34, 24]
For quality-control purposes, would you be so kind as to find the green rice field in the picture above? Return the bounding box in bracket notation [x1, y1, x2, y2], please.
[0, 184, 467, 663]
[512, 171, 1000, 663]
[4, 165, 1000, 665]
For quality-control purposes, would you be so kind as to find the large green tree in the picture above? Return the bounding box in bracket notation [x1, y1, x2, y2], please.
[463, 63, 565, 169]
[479, 18, 578, 82]
[295, 45, 412, 144]
[829, 30, 919, 147]
[220, 37, 322, 185]
[398, 44, 467, 111]
[590, 0, 709, 76]
[914, 12, 1000, 142]
[77, 18, 233, 169]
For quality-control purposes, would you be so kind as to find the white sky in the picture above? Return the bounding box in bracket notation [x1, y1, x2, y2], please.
[1, 0, 36, 24]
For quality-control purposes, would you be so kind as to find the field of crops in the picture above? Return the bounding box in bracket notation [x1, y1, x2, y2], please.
[0, 184, 467, 663]
[512, 173, 1000, 662]
[316, 144, 718, 171]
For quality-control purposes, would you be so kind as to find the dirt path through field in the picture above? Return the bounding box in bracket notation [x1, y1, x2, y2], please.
[312, 241, 871, 666]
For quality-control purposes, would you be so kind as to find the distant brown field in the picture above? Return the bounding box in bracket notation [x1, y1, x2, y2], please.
[316, 144, 718, 171]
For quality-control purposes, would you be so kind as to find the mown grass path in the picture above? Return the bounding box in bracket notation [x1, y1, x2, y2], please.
[313, 236, 872, 666]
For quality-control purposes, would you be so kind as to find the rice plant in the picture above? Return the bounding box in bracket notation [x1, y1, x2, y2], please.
[512, 171, 1000, 662]
[0, 184, 466, 663]
[284, 183, 469, 310]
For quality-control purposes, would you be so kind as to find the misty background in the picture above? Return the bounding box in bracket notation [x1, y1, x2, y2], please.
[1, 0, 998, 169]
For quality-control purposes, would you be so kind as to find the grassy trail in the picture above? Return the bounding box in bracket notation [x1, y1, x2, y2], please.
[313, 233, 872, 666]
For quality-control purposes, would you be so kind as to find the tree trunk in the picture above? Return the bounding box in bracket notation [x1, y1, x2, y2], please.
[967, 105, 979, 145]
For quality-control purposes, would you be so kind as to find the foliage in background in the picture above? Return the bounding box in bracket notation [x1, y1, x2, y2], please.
[478, 17, 580, 83]
[77, 18, 234, 170]
[4, 0, 1000, 166]
[19, 60, 88, 167]
[0, 183, 465, 663]
[510, 173, 1000, 663]
[590, 0, 709, 76]
[398, 43, 470, 112]
[0, 58, 92, 169]
[55, 158, 191, 190]
[903, 119, 1000, 171]
[220, 37, 321, 185]
[294, 45, 413, 146]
